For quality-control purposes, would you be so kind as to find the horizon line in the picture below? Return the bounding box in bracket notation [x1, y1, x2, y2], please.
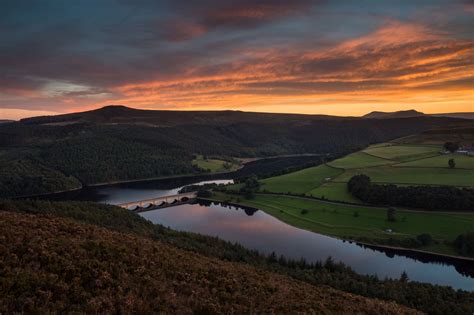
[2, 104, 473, 121]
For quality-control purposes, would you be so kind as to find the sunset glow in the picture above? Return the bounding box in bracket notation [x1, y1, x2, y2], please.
[1, 1, 472, 119]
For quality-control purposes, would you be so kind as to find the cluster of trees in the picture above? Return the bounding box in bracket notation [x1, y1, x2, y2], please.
[356, 234, 437, 250]
[454, 233, 474, 257]
[238, 175, 261, 199]
[1, 199, 473, 314]
[347, 175, 474, 211]
[178, 183, 222, 194]
[444, 141, 460, 152]
[40, 136, 197, 184]
[0, 158, 81, 198]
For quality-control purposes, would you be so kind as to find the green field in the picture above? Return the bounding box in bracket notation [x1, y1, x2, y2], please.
[260, 164, 343, 194]
[335, 167, 474, 186]
[193, 156, 240, 173]
[327, 152, 393, 169]
[257, 143, 473, 199]
[363, 145, 440, 161]
[308, 182, 362, 203]
[395, 153, 474, 169]
[213, 193, 474, 256]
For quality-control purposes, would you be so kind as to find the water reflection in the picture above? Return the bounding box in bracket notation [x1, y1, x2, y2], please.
[141, 201, 474, 291]
[359, 243, 474, 279]
[35, 177, 233, 204]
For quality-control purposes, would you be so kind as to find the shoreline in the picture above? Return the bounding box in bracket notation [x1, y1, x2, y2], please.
[200, 197, 474, 263]
[354, 241, 474, 262]
[15, 171, 236, 199]
[255, 192, 474, 215]
[13, 185, 83, 199]
[87, 171, 235, 187]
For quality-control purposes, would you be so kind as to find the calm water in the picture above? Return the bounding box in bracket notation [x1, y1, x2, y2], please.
[44, 176, 474, 291]
[42, 176, 233, 204]
[140, 201, 474, 291]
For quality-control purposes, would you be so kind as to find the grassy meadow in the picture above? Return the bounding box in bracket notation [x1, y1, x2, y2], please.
[260, 164, 343, 194]
[192, 155, 240, 173]
[327, 152, 392, 169]
[362, 145, 440, 161]
[395, 153, 474, 169]
[336, 167, 474, 186]
[259, 143, 474, 199]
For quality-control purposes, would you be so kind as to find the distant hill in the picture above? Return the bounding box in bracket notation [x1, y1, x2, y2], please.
[0, 120, 13, 124]
[394, 124, 474, 146]
[431, 112, 474, 120]
[363, 109, 474, 120]
[20, 105, 342, 127]
[363, 110, 425, 119]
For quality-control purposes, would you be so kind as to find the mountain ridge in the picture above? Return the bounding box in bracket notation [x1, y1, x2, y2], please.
[363, 109, 425, 119]
[20, 105, 346, 127]
[17, 105, 473, 125]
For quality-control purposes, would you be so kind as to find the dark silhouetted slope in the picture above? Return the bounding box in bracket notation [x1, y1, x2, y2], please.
[431, 112, 474, 120]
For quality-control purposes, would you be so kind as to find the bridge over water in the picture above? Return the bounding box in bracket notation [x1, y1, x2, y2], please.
[117, 192, 197, 212]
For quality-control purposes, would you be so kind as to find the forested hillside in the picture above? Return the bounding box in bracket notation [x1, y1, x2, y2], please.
[0, 106, 470, 197]
[1, 199, 473, 314]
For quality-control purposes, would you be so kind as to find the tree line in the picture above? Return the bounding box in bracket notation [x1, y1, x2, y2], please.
[347, 174, 474, 211]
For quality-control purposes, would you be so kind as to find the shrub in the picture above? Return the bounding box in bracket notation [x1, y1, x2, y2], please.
[416, 233, 433, 246]
[197, 189, 213, 198]
[448, 158, 456, 169]
[387, 207, 396, 222]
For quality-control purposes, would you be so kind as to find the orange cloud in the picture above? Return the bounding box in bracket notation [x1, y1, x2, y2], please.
[90, 20, 472, 116]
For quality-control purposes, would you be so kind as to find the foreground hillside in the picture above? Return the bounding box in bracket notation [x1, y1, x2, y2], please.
[1, 200, 473, 314]
[0, 210, 418, 314]
[1, 105, 470, 197]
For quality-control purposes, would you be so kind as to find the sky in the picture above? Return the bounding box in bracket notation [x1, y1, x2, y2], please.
[1, 0, 473, 119]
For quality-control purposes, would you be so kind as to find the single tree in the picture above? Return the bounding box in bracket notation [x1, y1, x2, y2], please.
[353, 211, 360, 218]
[448, 158, 456, 169]
[400, 271, 409, 282]
[387, 207, 396, 222]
